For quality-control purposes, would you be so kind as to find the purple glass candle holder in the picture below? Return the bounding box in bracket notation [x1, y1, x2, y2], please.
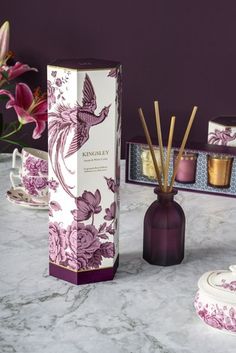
[174, 151, 198, 184]
[143, 187, 185, 266]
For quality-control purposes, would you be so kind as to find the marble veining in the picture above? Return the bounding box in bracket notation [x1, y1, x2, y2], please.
[0, 155, 236, 353]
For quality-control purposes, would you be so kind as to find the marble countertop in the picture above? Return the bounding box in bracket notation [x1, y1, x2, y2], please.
[1, 155, 236, 353]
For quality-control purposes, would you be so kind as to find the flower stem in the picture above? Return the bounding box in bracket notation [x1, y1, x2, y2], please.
[0, 122, 23, 139]
[0, 137, 26, 148]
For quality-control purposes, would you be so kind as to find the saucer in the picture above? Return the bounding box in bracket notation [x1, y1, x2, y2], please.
[6, 187, 48, 210]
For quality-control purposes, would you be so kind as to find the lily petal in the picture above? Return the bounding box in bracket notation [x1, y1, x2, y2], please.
[15, 83, 33, 110]
[12, 105, 35, 124]
[7, 62, 38, 81]
[6, 99, 16, 109]
[12, 104, 46, 138]
[1, 82, 47, 140]
[33, 111, 48, 122]
[0, 89, 14, 105]
[32, 100, 47, 115]
[0, 21, 10, 62]
[32, 120, 46, 139]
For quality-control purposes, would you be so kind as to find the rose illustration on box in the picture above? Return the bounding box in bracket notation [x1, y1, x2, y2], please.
[49, 187, 116, 271]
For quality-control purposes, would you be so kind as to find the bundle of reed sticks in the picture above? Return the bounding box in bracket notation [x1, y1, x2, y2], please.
[138, 102, 198, 192]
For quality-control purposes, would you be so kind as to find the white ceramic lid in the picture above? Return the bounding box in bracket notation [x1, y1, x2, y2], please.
[198, 265, 236, 305]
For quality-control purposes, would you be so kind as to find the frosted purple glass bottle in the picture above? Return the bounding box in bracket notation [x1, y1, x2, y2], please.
[143, 187, 185, 266]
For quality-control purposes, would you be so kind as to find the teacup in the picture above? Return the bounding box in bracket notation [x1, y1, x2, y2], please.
[12, 147, 48, 177]
[10, 172, 48, 203]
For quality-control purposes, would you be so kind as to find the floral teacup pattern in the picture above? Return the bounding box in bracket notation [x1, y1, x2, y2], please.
[22, 175, 48, 198]
[12, 147, 48, 177]
[23, 156, 48, 176]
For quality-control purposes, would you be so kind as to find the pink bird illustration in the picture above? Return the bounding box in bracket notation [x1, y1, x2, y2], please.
[65, 74, 111, 158]
[208, 127, 236, 146]
[48, 74, 111, 198]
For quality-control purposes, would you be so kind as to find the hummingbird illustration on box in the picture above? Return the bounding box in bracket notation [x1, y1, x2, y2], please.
[48, 73, 111, 197]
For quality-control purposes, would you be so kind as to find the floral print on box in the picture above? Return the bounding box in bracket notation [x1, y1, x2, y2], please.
[49, 187, 116, 271]
[194, 291, 236, 333]
[72, 190, 102, 222]
[47, 69, 71, 109]
[104, 177, 117, 193]
[49, 217, 115, 270]
[49, 222, 67, 264]
[208, 127, 236, 146]
[50, 201, 62, 211]
[48, 178, 59, 191]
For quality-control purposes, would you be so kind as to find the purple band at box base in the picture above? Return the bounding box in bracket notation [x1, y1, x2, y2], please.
[49, 256, 119, 285]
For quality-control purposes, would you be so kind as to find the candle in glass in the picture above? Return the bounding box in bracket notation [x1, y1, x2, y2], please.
[141, 147, 162, 179]
[174, 151, 198, 184]
[207, 154, 233, 188]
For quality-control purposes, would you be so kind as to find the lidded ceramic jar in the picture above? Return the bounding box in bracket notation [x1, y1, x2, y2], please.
[194, 265, 236, 334]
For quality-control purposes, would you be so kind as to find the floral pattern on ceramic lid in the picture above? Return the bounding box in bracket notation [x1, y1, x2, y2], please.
[198, 265, 236, 302]
[211, 265, 236, 292]
[194, 265, 236, 334]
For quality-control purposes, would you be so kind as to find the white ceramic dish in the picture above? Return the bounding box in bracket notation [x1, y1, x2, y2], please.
[194, 265, 236, 334]
[6, 187, 48, 210]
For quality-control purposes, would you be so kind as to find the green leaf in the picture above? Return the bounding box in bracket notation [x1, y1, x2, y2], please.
[1, 71, 8, 80]
[0, 83, 14, 91]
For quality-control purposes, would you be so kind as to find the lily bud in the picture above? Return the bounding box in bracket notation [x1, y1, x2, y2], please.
[0, 21, 10, 65]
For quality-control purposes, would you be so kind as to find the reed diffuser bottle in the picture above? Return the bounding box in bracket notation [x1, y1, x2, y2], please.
[139, 101, 197, 266]
[143, 187, 185, 265]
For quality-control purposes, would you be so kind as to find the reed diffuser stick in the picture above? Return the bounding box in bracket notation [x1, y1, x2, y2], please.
[164, 116, 176, 192]
[154, 101, 165, 181]
[169, 106, 198, 191]
[138, 108, 163, 189]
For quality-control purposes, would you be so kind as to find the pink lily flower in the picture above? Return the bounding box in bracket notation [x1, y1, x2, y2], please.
[0, 21, 10, 65]
[0, 83, 47, 139]
[0, 62, 38, 87]
[7, 61, 38, 80]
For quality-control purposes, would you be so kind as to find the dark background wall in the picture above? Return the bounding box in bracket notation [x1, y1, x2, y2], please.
[1, 0, 236, 156]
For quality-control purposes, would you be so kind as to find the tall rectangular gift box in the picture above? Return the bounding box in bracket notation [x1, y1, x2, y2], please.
[47, 59, 121, 284]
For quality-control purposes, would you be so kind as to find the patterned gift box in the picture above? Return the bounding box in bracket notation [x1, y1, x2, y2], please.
[47, 59, 121, 285]
[208, 117, 236, 147]
[126, 137, 236, 198]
